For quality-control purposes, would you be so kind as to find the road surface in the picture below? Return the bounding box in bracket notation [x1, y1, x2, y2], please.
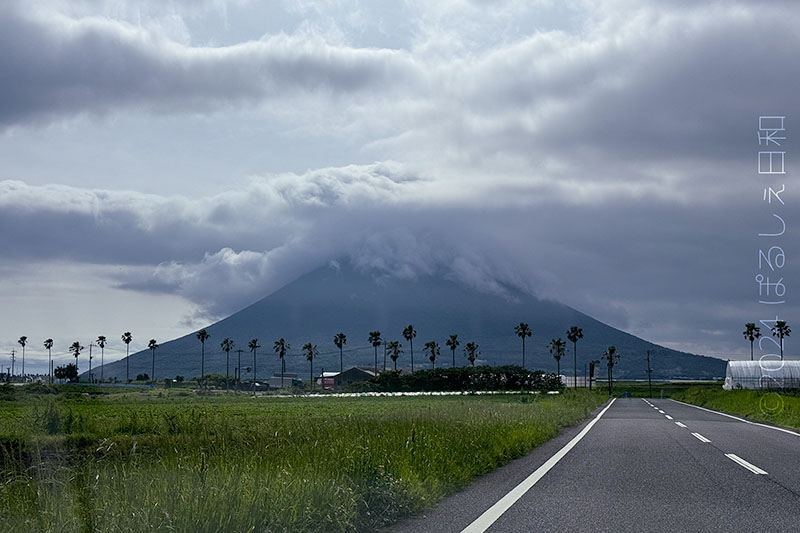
[387, 397, 800, 532]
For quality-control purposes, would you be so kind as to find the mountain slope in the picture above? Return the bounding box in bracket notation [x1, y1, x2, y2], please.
[96, 262, 726, 381]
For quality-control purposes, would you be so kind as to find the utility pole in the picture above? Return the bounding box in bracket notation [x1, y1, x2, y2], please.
[10, 349, 15, 378]
[646, 350, 653, 398]
[236, 349, 244, 390]
[89, 343, 93, 383]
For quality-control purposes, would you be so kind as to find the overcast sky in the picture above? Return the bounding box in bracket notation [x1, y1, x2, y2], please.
[1, 0, 797, 373]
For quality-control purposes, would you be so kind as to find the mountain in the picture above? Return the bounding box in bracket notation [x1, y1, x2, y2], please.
[94, 262, 726, 381]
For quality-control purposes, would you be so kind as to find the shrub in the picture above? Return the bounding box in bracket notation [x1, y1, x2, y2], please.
[345, 365, 564, 393]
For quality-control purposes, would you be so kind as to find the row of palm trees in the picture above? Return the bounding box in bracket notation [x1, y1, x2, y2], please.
[8, 322, 590, 387]
[743, 320, 792, 360]
[10, 333, 137, 384]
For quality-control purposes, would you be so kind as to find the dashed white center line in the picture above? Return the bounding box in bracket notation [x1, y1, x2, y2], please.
[658, 410, 665, 414]
[665, 415, 673, 420]
[691, 432, 711, 443]
[725, 454, 768, 475]
[675, 422, 687, 428]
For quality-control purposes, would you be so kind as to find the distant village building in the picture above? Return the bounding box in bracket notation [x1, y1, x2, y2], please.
[316, 371, 338, 390]
[268, 373, 301, 389]
[333, 367, 376, 389]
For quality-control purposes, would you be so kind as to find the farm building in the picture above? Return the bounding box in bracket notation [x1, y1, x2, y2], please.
[333, 367, 376, 389]
[723, 360, 800, 390]
[268, 373, 302, 389]
[316, 371, 338, 390]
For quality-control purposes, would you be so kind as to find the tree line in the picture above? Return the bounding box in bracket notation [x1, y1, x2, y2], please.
[5, 322, 631, 394]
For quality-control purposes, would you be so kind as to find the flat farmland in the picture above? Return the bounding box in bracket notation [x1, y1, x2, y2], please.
[0, 385, 604, 532]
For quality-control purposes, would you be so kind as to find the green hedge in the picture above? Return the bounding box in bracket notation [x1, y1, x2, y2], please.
[344, 365, 563, 393]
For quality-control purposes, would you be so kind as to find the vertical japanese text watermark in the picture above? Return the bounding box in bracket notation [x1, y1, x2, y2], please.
[756, 116, 788, 413]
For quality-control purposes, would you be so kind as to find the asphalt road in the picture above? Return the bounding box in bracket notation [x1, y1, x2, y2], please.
[387, 397, 800, 533]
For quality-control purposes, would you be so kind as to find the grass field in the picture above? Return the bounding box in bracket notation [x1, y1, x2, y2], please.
[0, 384, 605, 532]
[673, 386, 800, 430]
[607, 380, 720, 398]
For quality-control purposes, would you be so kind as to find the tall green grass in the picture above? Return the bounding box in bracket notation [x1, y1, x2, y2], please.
[673, 386, 800, 430]
[0, 388, 604, 532]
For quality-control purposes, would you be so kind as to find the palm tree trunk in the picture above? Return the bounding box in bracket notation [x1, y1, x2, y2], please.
[226, 351, 230, 392]
[310, 360, 313, 390]
[410, 339, 414, 372]
[573, 343, 577, 389]
[126, 346, 130, 383]
[340, 347, 343, 373]
[522, 338, 526, 369]
[557, 359, 560, 376]
[393, 359, 397, 371]
[151, 349, 155, 382]
[101, 347, 104, 382]
[48, 349, 52, 384]
[201, 343, 205, 381]
[282, 358, 286, 388]
[374, 347, 378, 374]
[452, 349, 455, 368]
[608, 366, 612, 395]
[750, 340, 754, 361]
[253, 350, 257, 396]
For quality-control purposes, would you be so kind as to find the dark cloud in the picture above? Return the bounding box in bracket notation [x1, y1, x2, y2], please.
[0, 3, 419, 129]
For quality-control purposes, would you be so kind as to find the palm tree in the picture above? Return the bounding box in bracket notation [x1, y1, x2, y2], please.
[303, 343, 319, 390]
[96, 335, 107, 382]
[43, 338, 54, 383]
[121, 332, 133, 382]
[514, 323, 532, 369]
[743, 323, 761, 361]
[566, 326, 583, 388]
[221, 338, 234, 391]
[403, 325, 417, 372]
[446, 334, 460, 368]
[464, 341, 480, 366]
[148, 339, 158, 382]
[69, 341, 83, 381]
[388, 341, 403, 370]
[771, 320, 791, 361]
[17, 336, 27, 378]
[548, 338, 566, 376]
[333, 333, 347, 372]
[369, 331, 382, 374]
[248, 339, 261, 394]
[236, 349, 243, 389]
[424, 341, 440, 369]
[196, 328, 210, 382]
[602, 346, 620, 394]
[273, 338, 289, 388]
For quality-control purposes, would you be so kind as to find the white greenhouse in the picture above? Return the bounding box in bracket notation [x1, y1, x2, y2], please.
[723, 360, 800, 390]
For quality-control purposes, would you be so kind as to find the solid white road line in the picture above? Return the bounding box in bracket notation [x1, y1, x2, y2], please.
[675, 422, 687, 428]
[665, 415, 673, 420]
[725, 453, 768, 475]
[670, 400, 800, 438]
[460, 399, 617, 533]
[691, 432, 711, 443]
